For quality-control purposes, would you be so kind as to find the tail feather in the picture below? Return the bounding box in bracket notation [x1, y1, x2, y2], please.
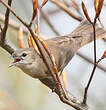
[70, 20, 106, 48]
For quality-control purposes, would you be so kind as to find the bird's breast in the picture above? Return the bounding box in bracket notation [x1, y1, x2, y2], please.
[19, 58, 50, 79]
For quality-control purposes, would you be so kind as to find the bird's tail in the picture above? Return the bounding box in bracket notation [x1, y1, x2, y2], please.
[70, 20, 106, 48]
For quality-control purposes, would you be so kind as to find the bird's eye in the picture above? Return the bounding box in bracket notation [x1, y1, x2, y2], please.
[22, 53, 27, 57]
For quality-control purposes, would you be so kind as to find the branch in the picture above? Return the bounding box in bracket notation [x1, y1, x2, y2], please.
[51, 0, 83, 22]
[0, 13, 28, 34]
[82, 0, 105, 105]
[83, 19, 97, 105]
[77, 52, 106, 72]
[1, 0, 12, 42]
[0, 0, 15, 54]
[41, 10, 61, 36]
[0, 37, 15, 54]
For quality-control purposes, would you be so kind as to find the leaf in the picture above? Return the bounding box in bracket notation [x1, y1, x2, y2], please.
[82, 1, 92, 23]
[94, 0, 99, 12]
[32, 0, 38, 20]
[95, 0, 104, 18]
[30, 34, 40, 54]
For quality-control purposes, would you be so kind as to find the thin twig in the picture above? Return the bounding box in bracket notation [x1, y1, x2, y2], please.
[83, 15, 97, 105]
[1, 0, 12, 42]
[71, 0, 83, 17]
[77, 52, 106, 72]
[63, 0, 83, 18]
[83, 55, 105, 104]
[82, 0, 104, 102]
[0, 37, 15, 54]
[0, 0, 15, 54]
[93, 19, 97, 64]
[41, 10, 60, 35]
[36, 8, 40, 33]
[48, 0, 82, 17]
[0, 0, 28, 28]
[51, 0, 83, 22]
[0, 13, 28, 34]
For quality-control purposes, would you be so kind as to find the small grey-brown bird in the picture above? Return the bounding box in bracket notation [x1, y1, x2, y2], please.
[10, 20, 106, 93]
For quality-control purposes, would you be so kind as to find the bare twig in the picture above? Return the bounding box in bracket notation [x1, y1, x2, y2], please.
[71, 0, 83, 17]
[0, 38, 15, 54]
[51, 0, 83, 22]
[83, 50, 106, 104]
[83, 18, 97, 104]
[48, 0, 82, 17]
[0, 13, 28, 34]
[77, 52, 106, 72]
[1, 0, 12, 42]
[41, 10, 60, 35]
[40, 0, 48, 9]
[82, 0, 104, 104]
[62, 0, 83, 18]
[36, 8, 40, 33]
[0, 0, 15, 54]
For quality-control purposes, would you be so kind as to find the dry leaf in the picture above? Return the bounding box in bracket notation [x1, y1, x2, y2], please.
[82, 2, 92, 23]
[94, 0, 99, 12]
[30, 34, 40, 54]
[95, 0, 104, 18]
[32, 0, 38, 20]
[101, 50, 106, 59]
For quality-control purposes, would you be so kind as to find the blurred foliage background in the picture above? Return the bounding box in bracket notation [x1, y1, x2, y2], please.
[0, 0, 106, 110]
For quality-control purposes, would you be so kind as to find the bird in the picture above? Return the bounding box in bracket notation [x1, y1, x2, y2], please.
[9, 20, 106, 94]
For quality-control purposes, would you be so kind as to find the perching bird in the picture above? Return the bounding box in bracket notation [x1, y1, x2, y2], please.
[10, 20, 106, 93]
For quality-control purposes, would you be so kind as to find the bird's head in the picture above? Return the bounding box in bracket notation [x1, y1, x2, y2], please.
[9, 47, 36, 68]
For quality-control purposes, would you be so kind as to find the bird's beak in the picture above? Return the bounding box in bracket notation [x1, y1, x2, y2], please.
[9, 57, 22, 67]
